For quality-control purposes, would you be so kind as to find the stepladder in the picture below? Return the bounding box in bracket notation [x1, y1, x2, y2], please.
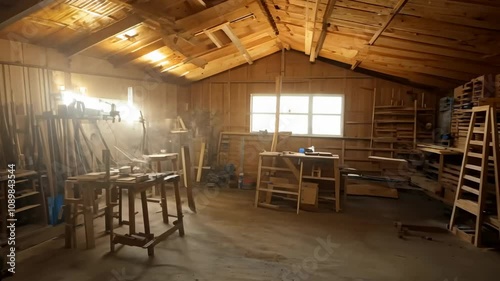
[449, 105, 500, 247]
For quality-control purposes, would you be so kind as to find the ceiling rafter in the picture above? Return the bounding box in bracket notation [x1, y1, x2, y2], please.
[351, 0, 409, 70]
[0, 0, 60, 30]
[161, 27, 274, 74]
[109, 38, 165, 66]
[304, 0, 320, 56]
[221, 24, 253, 64]
[63, 14, 143, 57]
[310, 0, 337, 62]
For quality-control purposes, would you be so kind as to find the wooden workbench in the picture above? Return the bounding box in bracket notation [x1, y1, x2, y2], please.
[64, 173, 184, 255]
[418, 146, 463, 196]
[254, 152, 341, 213]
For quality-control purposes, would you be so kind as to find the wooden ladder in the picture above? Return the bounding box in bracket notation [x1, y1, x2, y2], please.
[449, 105, 500, 246]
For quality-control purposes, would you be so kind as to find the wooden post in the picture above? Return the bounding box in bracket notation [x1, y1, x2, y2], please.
[370, 88, 376, 154]
[271, 75, 282, 152]
[196, 142, 205, 182]
[182, 146, 196, 213]
[413, 99, 417, 149]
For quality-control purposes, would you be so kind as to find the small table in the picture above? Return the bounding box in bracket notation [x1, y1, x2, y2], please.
[254, 152, 341, 213]
[114, 174, 184, 256]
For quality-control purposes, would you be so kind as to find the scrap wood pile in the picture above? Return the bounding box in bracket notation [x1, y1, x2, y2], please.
[344, 156, 411, 199]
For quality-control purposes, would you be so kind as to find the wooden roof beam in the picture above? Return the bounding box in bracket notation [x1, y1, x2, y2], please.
[310, 0, 337, 62]
[64, 15, 143, 57]
[351, 0, 409, 70]
[162, 35, 207, 68]
[109, 38, 165, 66]
[204, 30, 224, 48]
[187, 0, 207, 10]
[304, 0, 320, 55]
[221, 24, 253, 64]
[0, 0, 59, 30]
[160, 26, 273, 73]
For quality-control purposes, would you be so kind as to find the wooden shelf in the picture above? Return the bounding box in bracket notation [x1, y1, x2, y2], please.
[15, 204, 42, 214]
[257, 189, 298, 196]
[261, 166, 292, 172]
[16, 191, 40, 199]
[375, 120, 415, 123]
[302, 176, 335, 181]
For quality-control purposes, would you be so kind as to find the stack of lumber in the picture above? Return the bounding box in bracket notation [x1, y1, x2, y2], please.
[370, 89, 435, 159]
[369, 156, 410, 181]
[345, 156, 410, 199]
[372, 106, 415, 154]
[452, 75, 497, 150]
[451, 85, 471, 150]
[422, 159, 439, 181]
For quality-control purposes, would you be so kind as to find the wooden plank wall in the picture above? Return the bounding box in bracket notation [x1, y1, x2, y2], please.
[0, 39, 181, 168]
[188, 51, 442, 176]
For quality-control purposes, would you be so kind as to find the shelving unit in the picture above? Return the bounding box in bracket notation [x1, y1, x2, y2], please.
[0, 170, 48, 244]
[452, 75, 496, 150]
[371, 91, 435, 158]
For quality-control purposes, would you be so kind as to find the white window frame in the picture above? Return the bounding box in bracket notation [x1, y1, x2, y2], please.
[250, 93, 344, 137]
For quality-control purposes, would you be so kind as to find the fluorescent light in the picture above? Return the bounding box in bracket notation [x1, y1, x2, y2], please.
[144, 50, 166, 62]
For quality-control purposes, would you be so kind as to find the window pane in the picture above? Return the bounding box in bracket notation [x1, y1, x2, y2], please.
[280, 114, 309, 134]
[280, 96, 309, 113]
[313, 96, 342, 114]
[252, 96, 276, 113]
[312, 115, 342, 135]
[251, 114, 276, 132]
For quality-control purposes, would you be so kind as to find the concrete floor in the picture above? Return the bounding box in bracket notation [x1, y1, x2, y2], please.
[14, 188, 500, 281]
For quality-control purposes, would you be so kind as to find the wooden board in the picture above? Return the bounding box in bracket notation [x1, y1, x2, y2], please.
[346, 183, 399, 199]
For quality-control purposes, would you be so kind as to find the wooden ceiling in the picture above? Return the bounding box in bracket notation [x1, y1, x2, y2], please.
[0, 0, 499, 88]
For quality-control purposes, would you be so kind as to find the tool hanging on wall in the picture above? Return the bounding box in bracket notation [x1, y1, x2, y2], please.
[100, 100, 121, 122]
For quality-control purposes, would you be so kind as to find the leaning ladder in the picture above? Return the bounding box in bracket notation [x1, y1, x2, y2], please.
[449, 105, 500, 246]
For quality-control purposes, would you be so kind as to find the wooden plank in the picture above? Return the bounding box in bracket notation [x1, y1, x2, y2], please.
[346, 183, 398, 199]
[311, 0, 337, 62]
[452, 226, 475, 244]
[348, 0, 406, 70]
[204, 30, 224, 48]
[221, 24, 253, 64]
[282, 157, 300, 181]
[304, 0, 320, 55]
[0, 0, 59, 30]
[456, 199, 479, 215]
[196, 142, 205, 182]
[64, 15, 143, 57]
[369, 0, 409, 45]
[461, 185, 479, 195]
[465, 164, 481, 172]
[271, 75, 282, 152]
[109, 39, 164, 66]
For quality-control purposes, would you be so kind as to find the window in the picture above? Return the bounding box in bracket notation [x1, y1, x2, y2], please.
[250, 94, 344, 136]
